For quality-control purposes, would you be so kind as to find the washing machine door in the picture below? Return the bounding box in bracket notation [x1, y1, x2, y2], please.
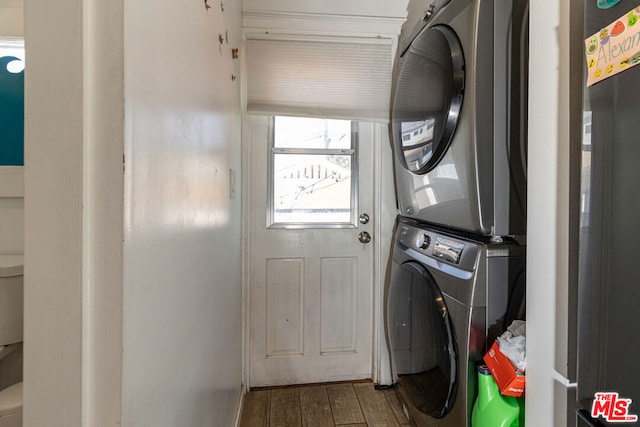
[387, 260, 457, 418]
[391, 25, 464, 175]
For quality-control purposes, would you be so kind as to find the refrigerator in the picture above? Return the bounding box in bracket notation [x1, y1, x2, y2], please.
[577, 0, 640, 425]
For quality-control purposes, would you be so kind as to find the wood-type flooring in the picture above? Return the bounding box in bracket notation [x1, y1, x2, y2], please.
[239, 381, 412, 427]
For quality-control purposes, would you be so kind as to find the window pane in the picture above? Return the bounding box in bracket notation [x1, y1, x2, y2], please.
[274, 116, 351, 149]
[273, 154, 351, 224]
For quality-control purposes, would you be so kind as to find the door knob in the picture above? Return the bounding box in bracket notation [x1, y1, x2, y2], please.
[359, 213, 370, 225]
[358, 231, 372, 244]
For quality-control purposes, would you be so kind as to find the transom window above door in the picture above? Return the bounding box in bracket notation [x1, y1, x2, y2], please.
[268, 116, 358, 228]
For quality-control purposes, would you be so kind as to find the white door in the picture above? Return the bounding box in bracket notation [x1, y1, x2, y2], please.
[248, 115, 376, 387]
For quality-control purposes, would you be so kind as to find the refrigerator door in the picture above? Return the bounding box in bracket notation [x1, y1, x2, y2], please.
[578, 0, 640, 422]
[577, 409, 606, 427]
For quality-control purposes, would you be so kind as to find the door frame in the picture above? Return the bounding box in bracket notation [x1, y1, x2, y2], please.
[240, 118, 396, 390]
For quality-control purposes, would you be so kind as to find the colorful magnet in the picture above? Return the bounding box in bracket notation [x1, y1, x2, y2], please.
[598, 0, 622, 9]
[611, 20, 626, 36]
[599, 28, 610, 45]
[586, 36, 599, 55]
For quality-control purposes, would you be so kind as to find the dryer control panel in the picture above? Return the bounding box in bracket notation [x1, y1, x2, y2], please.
[416, 233, 431, 250]
[397, 222, 472, 267]
[433, 237, 464, 264]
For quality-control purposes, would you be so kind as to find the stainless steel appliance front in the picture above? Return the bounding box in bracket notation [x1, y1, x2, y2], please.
[390, 0, 529, 238]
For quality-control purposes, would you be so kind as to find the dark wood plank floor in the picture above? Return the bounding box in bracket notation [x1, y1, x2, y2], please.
[240, 381, 411, 427]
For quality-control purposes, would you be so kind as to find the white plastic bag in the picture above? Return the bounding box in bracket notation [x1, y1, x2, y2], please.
[497, 320, 526, 371]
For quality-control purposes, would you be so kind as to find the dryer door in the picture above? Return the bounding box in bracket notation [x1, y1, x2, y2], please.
[391, 25, 464, 175]
[387, 260, 457, 418]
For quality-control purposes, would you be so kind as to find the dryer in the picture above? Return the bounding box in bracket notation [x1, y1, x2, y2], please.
[390, 0, 529, 238]
[385, 217, 525, 426]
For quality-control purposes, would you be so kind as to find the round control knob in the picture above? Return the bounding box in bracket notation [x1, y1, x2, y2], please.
[416, 233, 431, 250]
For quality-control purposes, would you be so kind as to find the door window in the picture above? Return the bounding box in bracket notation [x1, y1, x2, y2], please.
[391, 25, 464, 174]
[268, 116, 358, 228]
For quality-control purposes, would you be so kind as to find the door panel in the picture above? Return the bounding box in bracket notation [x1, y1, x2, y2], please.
[320, 257, 357, 354]
[248, 116, 375, 387]
[266, 258, 304, 357]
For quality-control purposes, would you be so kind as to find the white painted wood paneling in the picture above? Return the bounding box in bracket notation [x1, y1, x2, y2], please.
[242, 11, 405, 37]
[242, 0, 408, 19]
[266, 258, 304, 357]
[320, 257, 357, 354]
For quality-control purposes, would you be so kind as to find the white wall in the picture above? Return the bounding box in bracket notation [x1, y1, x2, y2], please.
[122, 0, 243, 425]
[0, 0, 23, 38]
[25, 0, 127, 424]
[24, 0, 86, 424]
[527, 0, 574, 425]
[24, 0, 242, 425]
[0, 168, 23, 254]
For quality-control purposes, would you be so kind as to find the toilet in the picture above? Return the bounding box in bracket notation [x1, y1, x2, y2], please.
[0, 255, 23, 427]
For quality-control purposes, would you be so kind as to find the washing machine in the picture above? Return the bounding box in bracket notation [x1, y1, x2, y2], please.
[385, 217, 525, 426]
[390, 0, 529, 238]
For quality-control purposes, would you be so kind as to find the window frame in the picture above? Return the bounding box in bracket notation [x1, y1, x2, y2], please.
[267, 116, 359, 229]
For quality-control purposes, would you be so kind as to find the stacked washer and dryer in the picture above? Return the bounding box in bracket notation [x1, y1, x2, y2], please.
[385, 0, 529, 425]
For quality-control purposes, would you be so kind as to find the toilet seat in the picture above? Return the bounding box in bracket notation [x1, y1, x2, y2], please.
[0, 382, 22, 416]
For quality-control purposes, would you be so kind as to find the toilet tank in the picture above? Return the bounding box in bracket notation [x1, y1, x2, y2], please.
[0, 255, 23, 345]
